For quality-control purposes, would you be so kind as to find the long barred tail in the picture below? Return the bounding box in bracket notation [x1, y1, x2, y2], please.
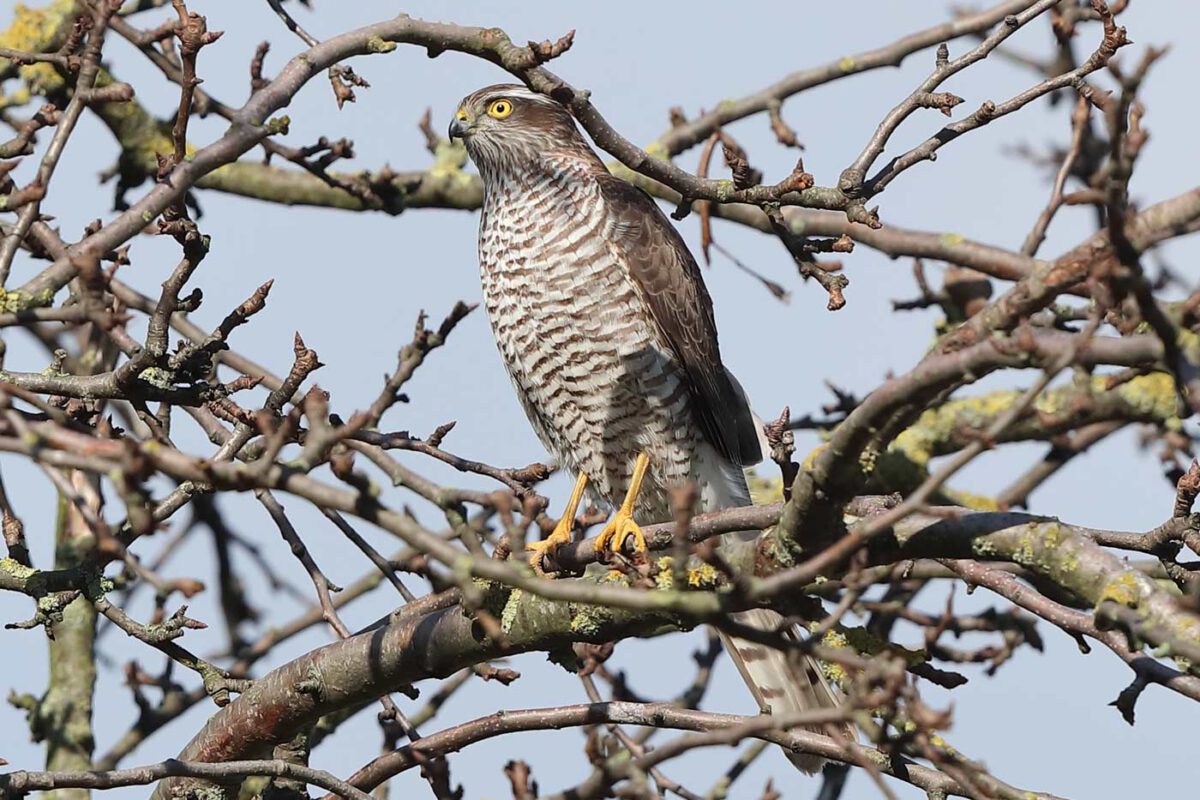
[719, 609, 852, 773]
[699, 445, 853, 773]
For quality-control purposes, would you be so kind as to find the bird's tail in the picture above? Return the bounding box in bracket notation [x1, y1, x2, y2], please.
[719, 608, 852, 773]
[701, 449, 853, 773]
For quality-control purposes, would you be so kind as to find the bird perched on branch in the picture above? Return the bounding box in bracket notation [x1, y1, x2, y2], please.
[450, 84, 851, 772]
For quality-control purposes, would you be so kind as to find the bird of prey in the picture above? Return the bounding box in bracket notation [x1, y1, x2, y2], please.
[450, 84, 849, 772]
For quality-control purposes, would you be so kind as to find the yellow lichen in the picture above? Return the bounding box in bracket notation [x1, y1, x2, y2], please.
[1177, 326, 1200, 363]
[744, 468, 782, 506]
[1096, 572, 1142, 609]
[653, 556, 722, 591]
[0, 0, 77, 95]
[928, 734, 960, 757]
[878, 373, 1180, 502]
[1110, 373, 1180, 422]
[643, 140, 669, 161]
[686, 563, 720, 589]
[858, 444, 879, 476]
[942, 488, 999, 511]
[801, 443, 827, 470]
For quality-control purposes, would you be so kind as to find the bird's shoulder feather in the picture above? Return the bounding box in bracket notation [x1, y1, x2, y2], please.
[596, 175, 761, 466]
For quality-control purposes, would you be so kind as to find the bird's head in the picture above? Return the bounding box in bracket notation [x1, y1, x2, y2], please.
[449, 84, 591, 176]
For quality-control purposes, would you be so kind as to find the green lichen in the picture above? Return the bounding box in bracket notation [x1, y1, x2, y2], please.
[137, 366, 175, 390]
[939, 232, 965, 247]
[643, 140, 669, 161]
[988, 522, 1083, 588]
[1, 556, 45, 595]
[761, 528, 800, 569]
[499, 586, 525, 634]
[1, 287, 55, 311]
[428, 138, 473, 190]
[828, 623, 925, 666]
[569, 601, 614, 638]
[1008, 525, 1065, 575]
[837, 56, 857, 73]
[366, 36, 396, 54]
[471, 576, 508, 616]
[0, 556, 37, 580]
[568, 572, 629, 637]
[816, 628, 851, 686]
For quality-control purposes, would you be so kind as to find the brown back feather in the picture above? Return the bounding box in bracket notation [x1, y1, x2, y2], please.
[598, 177, 761, 465]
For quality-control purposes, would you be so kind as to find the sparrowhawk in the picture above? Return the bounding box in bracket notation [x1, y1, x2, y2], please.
[450, 84, 849, 772]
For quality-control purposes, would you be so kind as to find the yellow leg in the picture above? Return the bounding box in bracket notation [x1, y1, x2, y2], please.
[594, 452, 650, 557]
[528, 470, 589, 576]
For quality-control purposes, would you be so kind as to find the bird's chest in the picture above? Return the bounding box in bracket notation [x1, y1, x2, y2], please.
[476, 175, 697, 514]
[478, 175, 633, 334]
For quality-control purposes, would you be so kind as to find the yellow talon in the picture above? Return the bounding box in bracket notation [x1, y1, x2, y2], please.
[593, 509, 647, 556]
[529, 470, 588, 576]
[594, 452, 651, 558]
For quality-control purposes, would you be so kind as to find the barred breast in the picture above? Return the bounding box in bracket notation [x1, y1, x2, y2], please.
[477, 158, 701, 519]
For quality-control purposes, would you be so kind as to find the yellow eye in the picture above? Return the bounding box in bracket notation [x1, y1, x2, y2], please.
[487, 99, 513, 119]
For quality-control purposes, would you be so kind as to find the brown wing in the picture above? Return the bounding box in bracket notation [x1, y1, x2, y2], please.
[598, 176, 761, 466]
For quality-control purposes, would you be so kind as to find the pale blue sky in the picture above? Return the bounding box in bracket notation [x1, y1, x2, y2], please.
[1, 1, 1197, 797]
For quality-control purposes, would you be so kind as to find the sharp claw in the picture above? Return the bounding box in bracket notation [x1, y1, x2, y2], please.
[529, 522, 574, 578]
[528, 539, 557, 577]
[593, 452, 651, 559]
[527, 542, 553, 577]
[594, 511, 648, 558]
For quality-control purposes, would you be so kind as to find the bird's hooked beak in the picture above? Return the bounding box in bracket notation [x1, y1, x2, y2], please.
[448, 107, 473, 140]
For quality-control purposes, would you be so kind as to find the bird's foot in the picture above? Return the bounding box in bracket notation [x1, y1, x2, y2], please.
[593, 507, 648, 558]
[528, 516, 574, 577]
[528, 470, 589, 577]
[593, 452, 651, 562]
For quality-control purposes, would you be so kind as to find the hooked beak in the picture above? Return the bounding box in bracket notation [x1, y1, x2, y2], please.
[448, 108, 473, 140]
